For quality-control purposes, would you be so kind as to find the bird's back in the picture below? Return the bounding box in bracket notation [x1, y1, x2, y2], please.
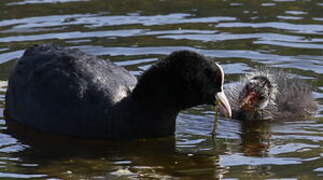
[272, 71, 317, 119]
[5, 44, 137, 137]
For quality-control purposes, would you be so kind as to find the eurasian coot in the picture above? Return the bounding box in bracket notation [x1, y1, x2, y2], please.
[5, 44, 231, 139]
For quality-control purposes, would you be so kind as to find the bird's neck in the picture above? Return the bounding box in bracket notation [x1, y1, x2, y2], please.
[107, 95, 179, 139]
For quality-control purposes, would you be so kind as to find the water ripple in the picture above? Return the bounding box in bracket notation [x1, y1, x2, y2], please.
[0, 51, 24, 64]
[0, 29, 145, 43]
[217, 22, 323, 35]
[0, 14, 94, 28]
[285, 11, 307, 15]
[159, 32, 323, 43]
[0, 172, 46, 179]
[220, 154, 302, 166]
[255, 40, 323, 49]
[268, 143, 319, 155]
[75, 45, 294, 63]
[0, 13, 236, 30]
[7, 0, 88, 5]
[277, 16, 303, 20]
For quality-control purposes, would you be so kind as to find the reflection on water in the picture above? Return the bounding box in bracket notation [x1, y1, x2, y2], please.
[7, 0, 89, 6]
[0, 0, 323, 179]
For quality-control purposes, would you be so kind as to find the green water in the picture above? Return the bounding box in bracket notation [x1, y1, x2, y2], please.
[0, 0, 323, 179]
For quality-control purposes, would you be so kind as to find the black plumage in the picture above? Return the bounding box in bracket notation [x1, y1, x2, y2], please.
[5, 44, 231, 139]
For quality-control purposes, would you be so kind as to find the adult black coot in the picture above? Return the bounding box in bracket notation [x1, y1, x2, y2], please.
[225, 68, 317, 121]
[5, 44, 231, 139]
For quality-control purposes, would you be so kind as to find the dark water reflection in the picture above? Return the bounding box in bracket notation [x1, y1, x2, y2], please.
[0, 0, 323, 179]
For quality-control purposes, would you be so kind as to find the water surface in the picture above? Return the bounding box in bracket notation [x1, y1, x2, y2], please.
[0, 0, 323, 179]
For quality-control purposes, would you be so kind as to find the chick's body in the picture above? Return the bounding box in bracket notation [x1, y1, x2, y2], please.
[225, 69, 317, 121]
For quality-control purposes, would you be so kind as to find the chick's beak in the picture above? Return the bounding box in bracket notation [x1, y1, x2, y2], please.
[240, 92, 257, 111]
[216, 91, 232, 118]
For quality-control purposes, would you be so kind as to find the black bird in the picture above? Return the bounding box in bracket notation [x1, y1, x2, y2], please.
[225, 68, 317, 121]
[5, 44, 231, 139]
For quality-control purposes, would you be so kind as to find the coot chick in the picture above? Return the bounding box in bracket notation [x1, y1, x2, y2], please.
[225, 68, 317, 121]
[5, 44, 231, 139]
